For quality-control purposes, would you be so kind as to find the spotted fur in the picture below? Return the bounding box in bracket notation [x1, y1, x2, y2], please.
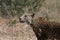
[19, 13, 60, 40]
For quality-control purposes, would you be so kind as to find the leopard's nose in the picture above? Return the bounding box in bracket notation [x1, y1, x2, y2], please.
[19, 18, 24, 23]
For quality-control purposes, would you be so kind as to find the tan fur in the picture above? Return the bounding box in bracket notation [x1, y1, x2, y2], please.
[32, 17, 60, 40]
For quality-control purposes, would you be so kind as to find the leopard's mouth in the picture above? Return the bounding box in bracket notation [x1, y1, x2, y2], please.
[20, 20, 25, 23]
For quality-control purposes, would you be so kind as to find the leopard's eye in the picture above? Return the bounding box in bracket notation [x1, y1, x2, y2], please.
[25, 15, 27, 17]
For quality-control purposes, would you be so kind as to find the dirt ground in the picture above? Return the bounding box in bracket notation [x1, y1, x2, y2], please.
[0, 17, 37, 40]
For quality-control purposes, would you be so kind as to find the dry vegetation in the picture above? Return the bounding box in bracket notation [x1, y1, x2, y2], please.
[0, 0, 60, 40]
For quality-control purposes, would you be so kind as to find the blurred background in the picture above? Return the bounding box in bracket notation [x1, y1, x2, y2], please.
[0, 0, 60, 40]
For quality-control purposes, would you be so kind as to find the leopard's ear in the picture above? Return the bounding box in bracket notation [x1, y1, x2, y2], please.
[31, 13, 35, 17]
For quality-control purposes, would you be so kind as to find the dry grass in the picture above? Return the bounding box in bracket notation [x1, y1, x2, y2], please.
[0, 17, 37, 40]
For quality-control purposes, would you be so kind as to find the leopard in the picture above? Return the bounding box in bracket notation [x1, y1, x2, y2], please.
[19, 13, 60, 40]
